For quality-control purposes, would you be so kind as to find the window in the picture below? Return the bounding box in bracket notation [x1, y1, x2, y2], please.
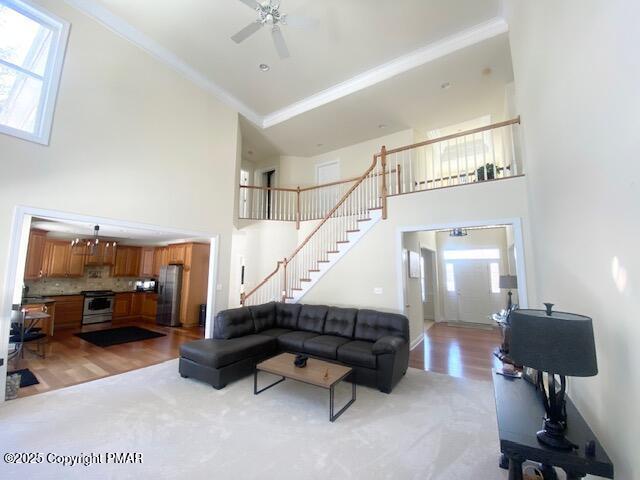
[0, 0, 69, 144]
[490, 262, 500, 293]
[446, 263, 455, 292]
[443, 248, 500, 260]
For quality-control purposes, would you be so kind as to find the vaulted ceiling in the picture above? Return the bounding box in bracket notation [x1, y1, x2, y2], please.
[66, 0, 512, 156]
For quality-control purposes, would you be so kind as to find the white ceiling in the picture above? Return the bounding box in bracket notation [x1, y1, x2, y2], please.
[31, 218, 209, 245]
[66, 0, 504, 123]
[242, 33, 514, 158]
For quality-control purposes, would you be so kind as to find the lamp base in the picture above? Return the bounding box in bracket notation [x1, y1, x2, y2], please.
[536, 419, 578, 451]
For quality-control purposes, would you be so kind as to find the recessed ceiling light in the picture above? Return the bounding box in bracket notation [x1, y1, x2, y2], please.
[316, 143, 323, 147]
[247, 150, 254, 155]
[482, 67, 492, 76]
[440, 82, 451, 90]
[378, 124, 387, 129]
[259, 63, 270, 72]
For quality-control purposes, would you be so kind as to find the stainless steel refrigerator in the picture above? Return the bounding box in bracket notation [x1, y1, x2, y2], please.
[157, 265, 183, 327]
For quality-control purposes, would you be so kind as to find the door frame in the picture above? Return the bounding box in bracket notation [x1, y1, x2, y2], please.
[420, 247, 437, 322]
[396, 217, 529, 348]
[0, 205, 221, 405]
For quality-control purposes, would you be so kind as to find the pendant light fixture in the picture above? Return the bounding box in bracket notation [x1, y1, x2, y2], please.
[71, 225, 116, 256]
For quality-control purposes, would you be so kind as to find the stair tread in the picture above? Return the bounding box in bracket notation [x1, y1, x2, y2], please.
[336, 240, 349, 244]
[300, 278, 312, 282]
[346, 229, 360, 233]
[357, 218, 372, 222]
[317, 260, 330, 263]
[327, 250, 339, 254]
[309, 269, 320, 272]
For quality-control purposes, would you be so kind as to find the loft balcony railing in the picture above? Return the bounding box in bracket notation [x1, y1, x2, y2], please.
[240, 117, 522, 305]
[238, 117, 522, 228]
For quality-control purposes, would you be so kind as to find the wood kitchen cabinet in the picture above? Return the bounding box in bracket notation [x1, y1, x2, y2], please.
[49, 295, 84, 329]
[141, 293, 157, 322]
[168, 243, 186, 265]
[42, 240, 86, 278]
[153, 247, 168, 276]
[131, 292, 143, 316]
[112, 247, 141, 277]
[139, 247, 155, 277]
[178, 243, 210, 327]
[113, 293, 133, 318]
[24, 229, 47, 280]
[85, 243, 116, 266]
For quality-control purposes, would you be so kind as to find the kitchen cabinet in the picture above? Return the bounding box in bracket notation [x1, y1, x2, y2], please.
[178, 243, 210, 327]
[113, 293, 133, 318]
[24, 229, 47, 280]
[85, 243, 116, 266]
[141, 293, 157, 322]
[131, 292, 143, 316]
[113, 247, 141, 277]
[168, 243, 186, 265]
[49, 295, 83, 329]
[42, 240, 86, 278]
[139, 247, 155, 277]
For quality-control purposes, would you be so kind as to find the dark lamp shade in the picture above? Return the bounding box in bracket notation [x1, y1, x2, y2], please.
[499, 275, 518, 289]
[509, 308, 598, 377]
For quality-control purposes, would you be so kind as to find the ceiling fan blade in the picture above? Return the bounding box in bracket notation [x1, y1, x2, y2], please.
[236, 0, 261, 10]
[271, 26, 290, 59]
[231, 21, 263, 43]
[283, 14, 318, 29]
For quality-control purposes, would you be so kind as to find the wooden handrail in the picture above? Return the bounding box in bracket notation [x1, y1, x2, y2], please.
[285, 155, 379, 263]
[381, 116, 521, 156]
[239, 184, 298, 193]
[242, 261, 283, 304]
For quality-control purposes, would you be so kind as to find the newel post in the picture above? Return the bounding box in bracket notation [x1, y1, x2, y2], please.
[282, 258, 288, 302]
[295, 186, 301, 230]
[380, 145, 388, 220]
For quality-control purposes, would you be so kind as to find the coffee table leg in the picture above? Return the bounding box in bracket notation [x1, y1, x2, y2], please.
[329, 380, 356, 422]
[254, 370, 286, 395]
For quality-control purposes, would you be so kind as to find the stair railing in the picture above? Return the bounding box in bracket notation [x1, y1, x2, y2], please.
[240, 116, 522, 305]
[241, 154, 382, 305]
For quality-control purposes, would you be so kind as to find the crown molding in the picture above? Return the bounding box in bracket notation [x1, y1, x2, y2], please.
[262, 17, 508, 128]
[64, 1, 507, 130]
[64, 0, 263, 126]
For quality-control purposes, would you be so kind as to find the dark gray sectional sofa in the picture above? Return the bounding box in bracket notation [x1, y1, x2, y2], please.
[179, 302, 410, 393]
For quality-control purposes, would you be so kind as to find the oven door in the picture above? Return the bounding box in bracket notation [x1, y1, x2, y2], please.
[84, 296, 113, 315]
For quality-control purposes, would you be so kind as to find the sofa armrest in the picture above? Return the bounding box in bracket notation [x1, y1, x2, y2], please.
[372, 336, 406, 355]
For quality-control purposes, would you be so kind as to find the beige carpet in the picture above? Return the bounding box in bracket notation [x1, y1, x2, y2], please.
[0, 360, 507, 479]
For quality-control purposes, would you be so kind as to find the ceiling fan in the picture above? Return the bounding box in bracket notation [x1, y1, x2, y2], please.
[231, 0, 316, 59]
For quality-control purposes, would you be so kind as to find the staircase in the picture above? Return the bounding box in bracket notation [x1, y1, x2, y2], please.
[240, 117, 522, 306]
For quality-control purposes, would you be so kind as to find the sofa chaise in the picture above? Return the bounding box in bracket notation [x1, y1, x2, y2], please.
[179, 302, 409, 393]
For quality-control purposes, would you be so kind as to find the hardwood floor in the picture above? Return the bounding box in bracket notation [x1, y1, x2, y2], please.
[8, 320, 203, 398]
[409, 322, 503, 381]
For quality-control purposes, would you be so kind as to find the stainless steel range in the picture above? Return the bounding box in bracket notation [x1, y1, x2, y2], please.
[82, 290, 115, 325]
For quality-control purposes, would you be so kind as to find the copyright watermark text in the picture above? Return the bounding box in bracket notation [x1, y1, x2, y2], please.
[4, 452, 143, 467]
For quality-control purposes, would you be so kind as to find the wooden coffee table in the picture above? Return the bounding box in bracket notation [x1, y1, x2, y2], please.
[254, 353, 356, 422]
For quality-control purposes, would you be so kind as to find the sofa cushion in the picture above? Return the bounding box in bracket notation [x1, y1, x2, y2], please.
[249, 302, 276, 332]
[337, 340, 377, 369]
[324, 307, 357, 338]
[278, 331, 319, 351]
[260, 328, 292, 338]
[297, 304, 328, 334]
[275, 302, 301, 329]
[354, 310, 409, 343]
[180, 335, 276, 369]
[214, 307, 254, 339]
[303, 335, 350, 359]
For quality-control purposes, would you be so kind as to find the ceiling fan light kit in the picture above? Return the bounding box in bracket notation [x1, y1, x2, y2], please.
[232, 0, 315, 60]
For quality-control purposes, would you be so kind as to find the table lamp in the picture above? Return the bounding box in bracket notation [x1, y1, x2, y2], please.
[509, 303, 598, 450]
[499, 275, 518, 309]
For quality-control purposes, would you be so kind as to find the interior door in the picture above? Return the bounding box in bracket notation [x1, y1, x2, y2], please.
[421, 249, 436, 320]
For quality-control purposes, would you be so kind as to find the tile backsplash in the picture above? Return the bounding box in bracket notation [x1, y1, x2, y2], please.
[25, 266, 142, 296]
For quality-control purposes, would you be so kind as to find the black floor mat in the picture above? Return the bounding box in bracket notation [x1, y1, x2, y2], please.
[75, 326, 166, 347]
[7, 368, 40, 388]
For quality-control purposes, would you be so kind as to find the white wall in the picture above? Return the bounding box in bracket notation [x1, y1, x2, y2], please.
[505, 1, 640, 477]
[401, 232, 424, 341]
[302, 176, 535, 346]
[0, 0, 240, 385]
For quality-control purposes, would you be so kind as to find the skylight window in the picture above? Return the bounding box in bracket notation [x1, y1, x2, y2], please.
[0, 0, 69, 144]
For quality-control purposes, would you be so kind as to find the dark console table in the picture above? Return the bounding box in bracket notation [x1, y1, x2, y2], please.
[492, 371, 614, 480]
